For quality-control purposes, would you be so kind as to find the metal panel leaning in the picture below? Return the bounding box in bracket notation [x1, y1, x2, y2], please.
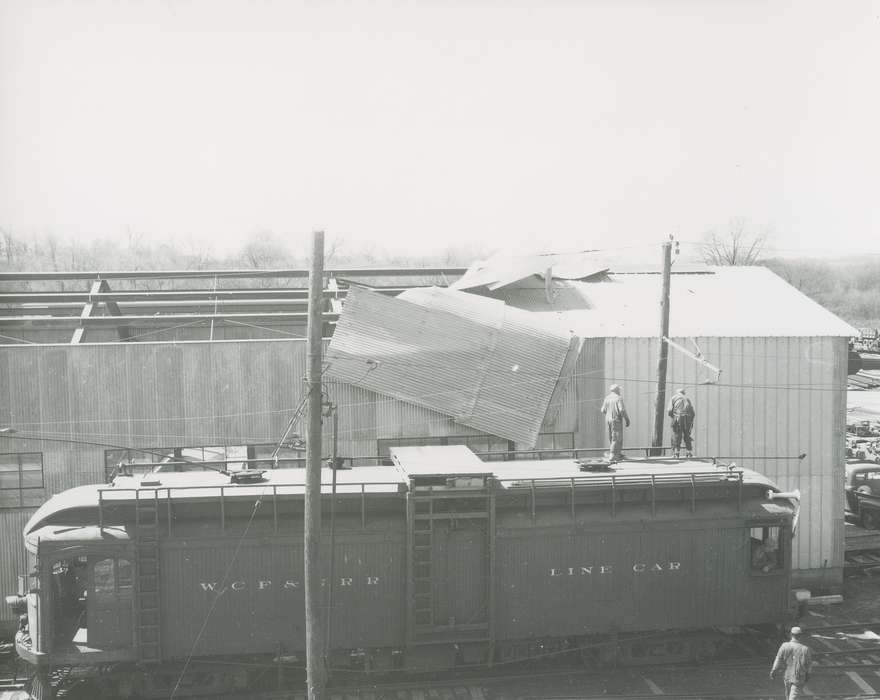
[6, 445, 798, 698]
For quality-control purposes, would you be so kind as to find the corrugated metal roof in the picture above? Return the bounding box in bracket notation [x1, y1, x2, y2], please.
[325, 286, 579, 447]
[499, 266, 857, 338]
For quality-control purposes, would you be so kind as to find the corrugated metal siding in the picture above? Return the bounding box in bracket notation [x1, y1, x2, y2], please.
[602, 336, 847, 576]
[0, 339, 509, 623]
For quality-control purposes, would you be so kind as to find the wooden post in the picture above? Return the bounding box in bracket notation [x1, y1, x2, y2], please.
[650, 240, 673, 456]
[305, 230, 326, 700]
[324, 404, 338, 669]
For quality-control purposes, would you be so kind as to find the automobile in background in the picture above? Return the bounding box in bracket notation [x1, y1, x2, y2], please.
[845, 461, 880, 529]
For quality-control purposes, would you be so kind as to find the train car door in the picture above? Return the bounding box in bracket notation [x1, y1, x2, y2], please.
[87, 555, 134, 649]
[407, 474, 495, 642]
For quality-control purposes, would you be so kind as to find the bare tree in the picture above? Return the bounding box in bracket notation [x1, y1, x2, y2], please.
[699, 218, 768, 266]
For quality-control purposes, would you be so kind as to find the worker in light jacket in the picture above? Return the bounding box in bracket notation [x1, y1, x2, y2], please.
[667, 388, 695, 458]
[770, 626, 813, 699]
[600, 384, 630, 461]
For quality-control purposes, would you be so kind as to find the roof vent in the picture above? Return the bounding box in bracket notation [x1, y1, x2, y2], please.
[230, 469, 267, 484]
[577, 459, 614, 472]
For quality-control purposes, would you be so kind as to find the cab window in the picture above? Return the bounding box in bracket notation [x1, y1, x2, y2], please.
[750, 525, 783, 574]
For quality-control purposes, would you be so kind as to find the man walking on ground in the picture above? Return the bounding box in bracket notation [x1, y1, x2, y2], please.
[600, 384, 630, 461]
[770, 626, 813, 699]
[667, 387, 696, 458]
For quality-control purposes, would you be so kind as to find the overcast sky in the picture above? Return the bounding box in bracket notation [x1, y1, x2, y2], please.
[1, 0, 878, 260]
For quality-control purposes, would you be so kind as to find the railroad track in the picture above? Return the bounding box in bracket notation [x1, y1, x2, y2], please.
[845, 549, 880, 575]
[31, 620, 880, 700]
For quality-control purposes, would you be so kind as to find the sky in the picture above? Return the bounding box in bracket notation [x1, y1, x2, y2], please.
[1, 0, 878, 261]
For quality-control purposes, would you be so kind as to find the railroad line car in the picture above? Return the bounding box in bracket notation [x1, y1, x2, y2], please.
[8, 445, 798, 698]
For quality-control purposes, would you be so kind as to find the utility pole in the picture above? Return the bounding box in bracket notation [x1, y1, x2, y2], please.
[304, 230, 326, 700]
[650, 238, 673, 456]
[324, 401, 338, 665]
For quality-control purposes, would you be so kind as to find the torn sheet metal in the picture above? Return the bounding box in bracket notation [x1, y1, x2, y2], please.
[326, 286, 580, 447]
[451, 252, 609, 292]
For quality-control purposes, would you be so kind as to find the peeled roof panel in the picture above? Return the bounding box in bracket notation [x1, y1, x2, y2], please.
[326, 286, 577, 446]
[451, 253, 610, 291]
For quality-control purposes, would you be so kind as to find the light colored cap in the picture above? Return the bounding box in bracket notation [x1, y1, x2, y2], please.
[790, 626, 803, 636]
[609, 384, 621, 393]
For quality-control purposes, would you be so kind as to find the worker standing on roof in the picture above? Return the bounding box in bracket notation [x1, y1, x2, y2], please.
[667, 388, 696, 458]
[600, 384, 630, 461]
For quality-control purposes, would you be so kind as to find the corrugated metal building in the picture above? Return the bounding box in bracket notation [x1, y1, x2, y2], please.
[477, 266, 855, 587]
[0, 265, 855, 630]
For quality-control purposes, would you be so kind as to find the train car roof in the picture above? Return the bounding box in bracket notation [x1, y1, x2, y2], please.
[24, 466, 406, 535]
[390, 445, 782, 491]
[25, 447, 785, 535]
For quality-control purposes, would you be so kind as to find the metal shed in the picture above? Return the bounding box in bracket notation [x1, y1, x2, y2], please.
[479, 266, 856, 588]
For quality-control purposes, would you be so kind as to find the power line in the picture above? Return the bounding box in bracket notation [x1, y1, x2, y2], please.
[1, 360, 854, 448]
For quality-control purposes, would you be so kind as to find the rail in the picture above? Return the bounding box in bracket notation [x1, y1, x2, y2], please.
[107, 446, 692, 482]
[497, 469, 745, 521]
[97, 480, 404, 535]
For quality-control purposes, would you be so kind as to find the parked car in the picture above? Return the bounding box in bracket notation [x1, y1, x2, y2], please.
[845, 462, 880, 528]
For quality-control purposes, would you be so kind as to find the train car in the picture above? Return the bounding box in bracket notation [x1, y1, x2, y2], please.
[7, 445, 798, 698]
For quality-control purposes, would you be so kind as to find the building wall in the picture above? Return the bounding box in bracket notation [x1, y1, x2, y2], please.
[0, 334, 847, 627]
[602, 335, 847, 587]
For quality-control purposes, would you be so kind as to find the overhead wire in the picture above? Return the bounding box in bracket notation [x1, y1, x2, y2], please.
[0, 354, 853, 449]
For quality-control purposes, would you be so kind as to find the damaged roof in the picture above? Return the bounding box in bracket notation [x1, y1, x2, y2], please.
[451, 252, 609, 291]
[325, 286, 580, 447]
[480, 266, 857, 338]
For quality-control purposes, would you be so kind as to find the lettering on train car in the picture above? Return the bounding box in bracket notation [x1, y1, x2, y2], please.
[548, 562, 682, 576]
[198, 576, 381, 593]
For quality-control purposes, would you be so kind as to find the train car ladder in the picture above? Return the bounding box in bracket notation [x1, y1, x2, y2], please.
[411, 500, 435, 629]
[135, 489, 162, 663]
[406, 475, 496, 646]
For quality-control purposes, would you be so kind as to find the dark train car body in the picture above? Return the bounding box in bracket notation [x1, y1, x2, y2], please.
[10, 446, 797, 698]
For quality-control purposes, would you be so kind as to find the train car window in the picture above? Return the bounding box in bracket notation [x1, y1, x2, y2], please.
[104, 447, 174, 480]
[50, 556, 89, 645]
[117, 559, 134, 593]
[0, 452, 45, 508]
[518, 433, 576, 459]
[93, 559, 116, 595]
[750, 525, 783, 574]
[92, 557, 133, 595]
[250, 443, 306, 469]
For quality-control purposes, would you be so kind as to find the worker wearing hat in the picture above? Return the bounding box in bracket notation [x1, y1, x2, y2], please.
[600, 384, 630, 462]
[667, 387, 696, 458]
[770, 626, 813, 699]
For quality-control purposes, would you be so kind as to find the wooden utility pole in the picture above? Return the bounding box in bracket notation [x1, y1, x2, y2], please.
[304, 230, 326, 700]
[650, 239, 673, 456]
[325, 403, 338, 662]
